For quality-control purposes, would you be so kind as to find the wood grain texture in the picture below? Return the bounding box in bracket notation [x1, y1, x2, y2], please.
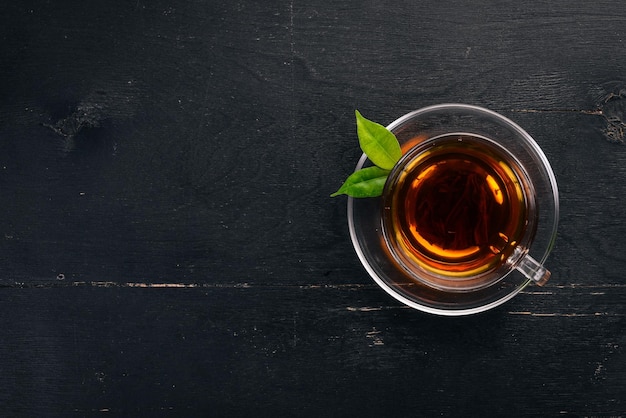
[0, 0, 625, 416]
[0, 286, 624, 416]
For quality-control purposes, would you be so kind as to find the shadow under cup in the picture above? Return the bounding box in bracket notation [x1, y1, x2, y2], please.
[348, 104, 559, 315]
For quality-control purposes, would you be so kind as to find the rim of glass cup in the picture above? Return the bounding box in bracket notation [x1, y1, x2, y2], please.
[347, 103, 560, 316]
[381, 131, 538, 292]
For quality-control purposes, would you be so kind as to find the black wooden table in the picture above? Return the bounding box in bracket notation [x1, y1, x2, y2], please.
[1, 1, 625, 416]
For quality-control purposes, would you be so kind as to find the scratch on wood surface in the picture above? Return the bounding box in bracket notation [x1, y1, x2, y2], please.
[126, 283, 196, 288]
[2, 281, 379, 289]
[347, 305, 410, 312]
[69, 281, 252, 289]
[509, 108, 603, 115]
[4, 281, 625, 294]
[522, 288, 614, 295]
[299, 283, 373, 290]
[366, 327, 384, 346]
[550, 283, 626, 289]
[508, 311, 624, 317]
[347, 306, 382, 312]
[520, 291, 554, 295]
[553, 284, 626, 288]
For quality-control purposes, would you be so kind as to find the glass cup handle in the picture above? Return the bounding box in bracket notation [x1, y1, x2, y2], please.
[515, 255, 551, 286]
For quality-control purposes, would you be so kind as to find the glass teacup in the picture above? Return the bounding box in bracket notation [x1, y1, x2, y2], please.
[348, 104, 559, 315]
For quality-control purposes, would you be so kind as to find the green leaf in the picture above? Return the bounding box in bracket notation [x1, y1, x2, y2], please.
[355, 110, 402, 170]
[330, 111, 402, 199]
[330, 166, 390, 198]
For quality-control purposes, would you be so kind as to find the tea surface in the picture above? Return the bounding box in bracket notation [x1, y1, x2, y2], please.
[385, 134, 530, 279]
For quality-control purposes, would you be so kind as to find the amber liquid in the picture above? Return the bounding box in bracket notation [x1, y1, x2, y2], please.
[384, 134, 533, 284]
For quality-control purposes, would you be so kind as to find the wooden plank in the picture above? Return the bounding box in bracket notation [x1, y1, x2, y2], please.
[0, 286, 623, 415]
[0, 1, 624, 287]
[2, 109, 624, 293]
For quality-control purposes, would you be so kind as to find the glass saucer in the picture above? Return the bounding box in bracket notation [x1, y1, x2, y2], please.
[347, 104, 559, 315]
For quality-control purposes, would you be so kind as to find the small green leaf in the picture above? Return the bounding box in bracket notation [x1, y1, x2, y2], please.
[355, 110, 402, 170]
[330, 166, 390, 198]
